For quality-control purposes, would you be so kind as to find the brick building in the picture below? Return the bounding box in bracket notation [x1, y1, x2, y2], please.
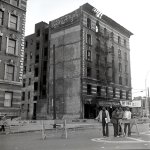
[48, 3, 133, 119]
[0, 0, 27, 118]
[23, 3, 133, 119]
[22, 22, 49, 119]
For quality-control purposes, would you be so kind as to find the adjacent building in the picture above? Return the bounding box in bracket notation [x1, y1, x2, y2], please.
[22, 22, 49, 119]
[132, 96, 147, 117]
[0, 0, 27, 118]
[23, 3, 133, 120]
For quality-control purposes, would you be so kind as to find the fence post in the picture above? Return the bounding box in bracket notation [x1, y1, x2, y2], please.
[42, 120, 46, 140]
[62, 120, 67, 139]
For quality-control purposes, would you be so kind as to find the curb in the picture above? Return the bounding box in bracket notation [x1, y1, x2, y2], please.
[0, 124, 99, 135]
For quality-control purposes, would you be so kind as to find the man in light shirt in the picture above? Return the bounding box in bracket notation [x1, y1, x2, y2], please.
[123, 107, 131, 136]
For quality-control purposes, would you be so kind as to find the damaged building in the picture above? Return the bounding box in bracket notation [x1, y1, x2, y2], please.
[22, 3, 133, 119]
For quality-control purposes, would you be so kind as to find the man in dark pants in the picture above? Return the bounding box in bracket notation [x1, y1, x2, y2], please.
[117, 107, 124, 136]
[95, 107, 110, 137]
[111, 108, 119, 137]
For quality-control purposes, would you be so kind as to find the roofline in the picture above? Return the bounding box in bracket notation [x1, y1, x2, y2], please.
[101, 14, 133, 37]
[81, 3, 133, 37]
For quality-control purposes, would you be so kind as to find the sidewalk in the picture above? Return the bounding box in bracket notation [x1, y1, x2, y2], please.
[3, 120, 99, 134]
[2, 119, 150, 134]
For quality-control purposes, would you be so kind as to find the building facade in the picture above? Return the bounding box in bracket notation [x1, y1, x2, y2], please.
[0, 0, 27, 118]
[48, 3, 133, 119]
[22, 3, 133, 119]
[22, 22, 49, 119]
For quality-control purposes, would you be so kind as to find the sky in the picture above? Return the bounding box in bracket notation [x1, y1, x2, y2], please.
[25, 0, 150, 98]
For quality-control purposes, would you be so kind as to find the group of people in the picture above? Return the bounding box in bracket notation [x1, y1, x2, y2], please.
[95, 106, 131, 137]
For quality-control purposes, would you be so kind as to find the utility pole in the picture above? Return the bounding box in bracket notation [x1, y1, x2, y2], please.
[145, 71, 150, 118]
[148, 87, 150, 118]
[53, 44, 56, 128]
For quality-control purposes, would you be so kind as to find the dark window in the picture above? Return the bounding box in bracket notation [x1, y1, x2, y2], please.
[30, 52, 32, 59]
[29, 78, 31, 85]
[111, 46, 114, 55]
[27, 104, 29, 112]
[118, 36, 121, 44]
[29, 65, 31, 72]
[97, 86, 101, 96]
[34, 68, 38, 77]
[22, 92, 25, 101]
[10, 14, 17, 30]
[23, 79, 26, 87]
[44, 34, 48, 41]
[36, 42, 40, 50]
[87, 84, 92, 95]
[34, 96, 38, 101]
[21, 104, 24, 110]
[43, 61, 47, 71]
[113, 88, 116, 98]
[87, 67, 92, 77]
[126, 91, 129, 100]
[0, 10, 4, 25]
[25, 41, 28, 48]
[35, 55, 39, 63]
[36, 29, 40, 37]
[111, 32, 114, 41]
[87, 34, 91, 45]
[30, 39, 33, 45]
[34, 82, 38, 91]
[87, 50, 91, 61]
[23, 66, 26, 74]
[96, 70, 100, 80]
[96, 54, 100, 65]
[0, 36, 2, 51]
[28, 91, 30, 99]
[42, 89, 46, 96]
[24, 53, 27, 64]
[120, 90, 122, 99]
[119, 76, 122, 85]
[87, 18, 91, 29]
[124, 39, 126, 47]
[44, 47, 48, 56]
[43, 75, 46, 84]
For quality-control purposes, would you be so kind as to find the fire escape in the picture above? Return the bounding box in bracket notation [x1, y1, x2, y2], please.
[95, 24, 112, 100]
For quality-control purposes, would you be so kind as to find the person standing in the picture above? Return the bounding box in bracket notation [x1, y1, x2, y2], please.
[1, 114, 7, 133]
[117, 107, 124, 136]
[123, 107, 131, 136]
[111, 108, 119, 137]
[95, 106, 110, 137]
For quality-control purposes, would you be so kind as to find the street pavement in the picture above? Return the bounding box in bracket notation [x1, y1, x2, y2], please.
[0, 123, 150, 150]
